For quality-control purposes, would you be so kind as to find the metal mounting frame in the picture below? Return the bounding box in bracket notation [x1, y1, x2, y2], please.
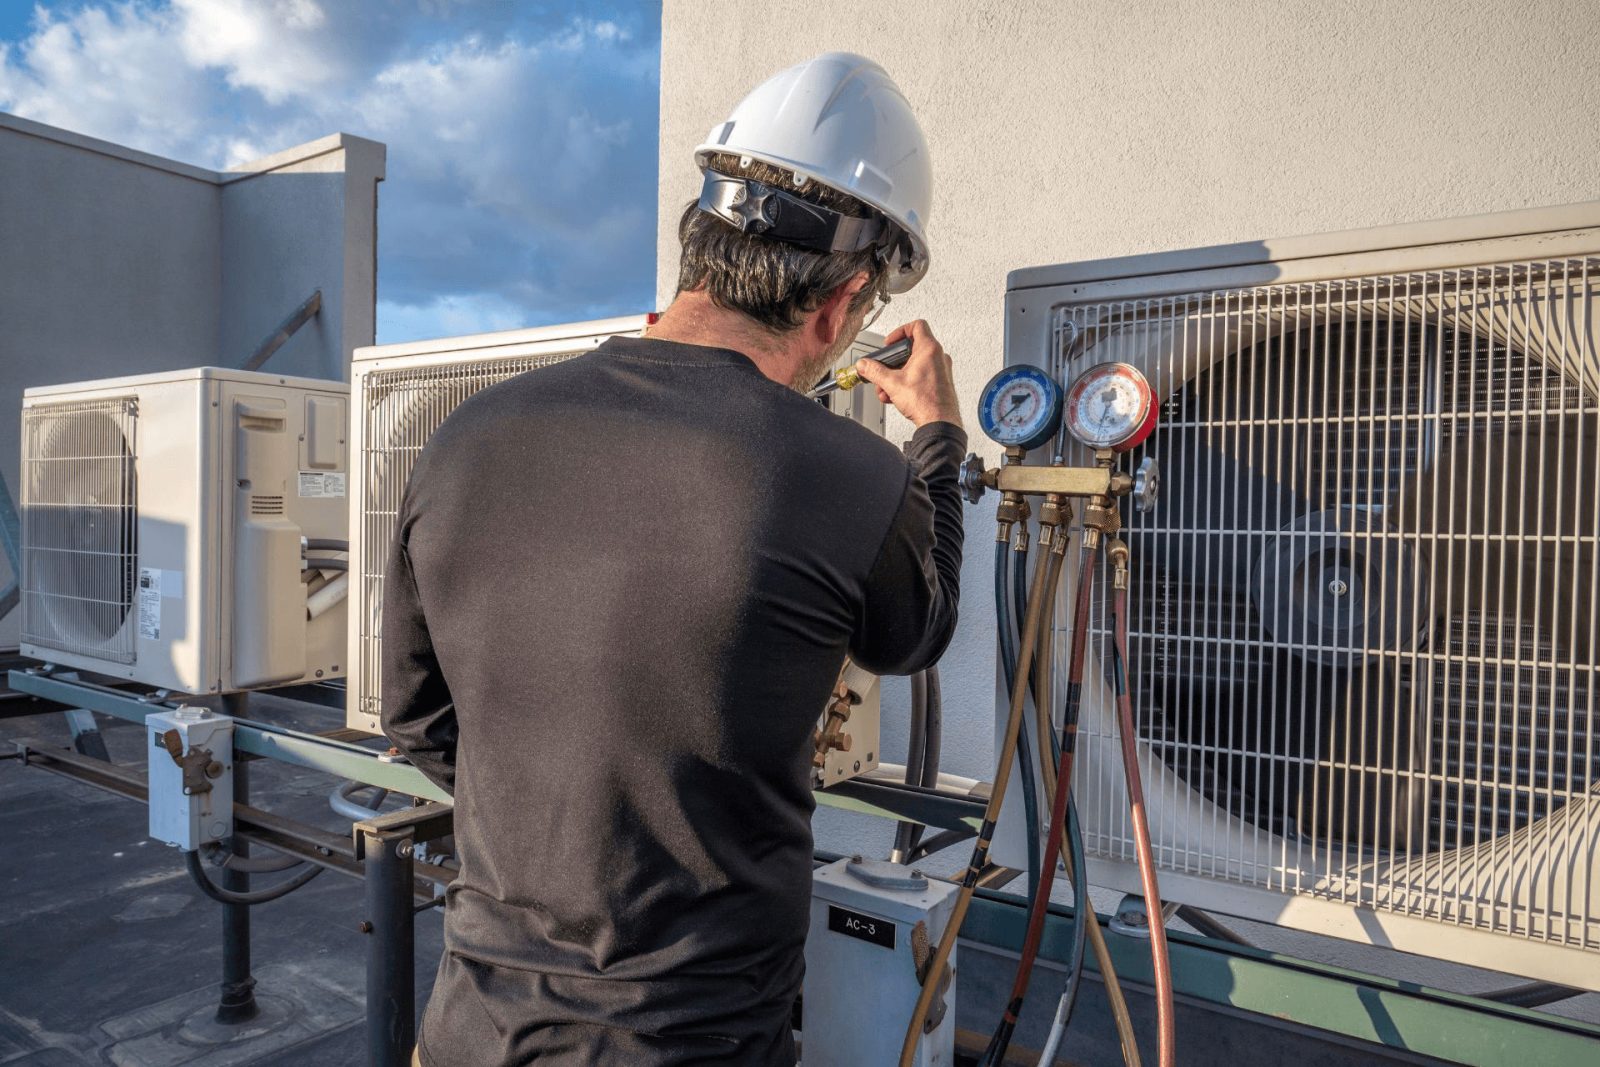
[5, 669, 1600, 1065]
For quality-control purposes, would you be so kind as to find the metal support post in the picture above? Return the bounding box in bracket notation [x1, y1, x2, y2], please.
[216, 694, 258, 1025]
[362, 825, 415, 1067]
[62, 708, 110, 762]
[354, 803, 452, 1067]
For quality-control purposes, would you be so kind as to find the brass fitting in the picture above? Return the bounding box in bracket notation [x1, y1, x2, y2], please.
[1037, 494, 1072, 556]
[1108, 538, 1131, 590]
[812, 674, 860, 769]
[1080, 494, 1122, 550]
[1037, 493, 1071, 531]
[995, 491, 1027, 543]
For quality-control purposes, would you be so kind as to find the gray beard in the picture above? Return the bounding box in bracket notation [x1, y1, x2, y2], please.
[792, 324, 861, 395]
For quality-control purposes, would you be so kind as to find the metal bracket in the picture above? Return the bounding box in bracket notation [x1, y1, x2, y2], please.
[352, 802, 454, 860]
[241, 290, 322, 372]
[845, 855, 928, 893]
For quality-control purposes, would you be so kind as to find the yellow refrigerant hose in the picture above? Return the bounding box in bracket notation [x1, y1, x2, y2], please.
[898, 527, 1067, 1067]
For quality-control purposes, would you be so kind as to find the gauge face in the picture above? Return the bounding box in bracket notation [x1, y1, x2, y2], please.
[977, 365, 1064, 451]
[1064, 362, 1157, 451]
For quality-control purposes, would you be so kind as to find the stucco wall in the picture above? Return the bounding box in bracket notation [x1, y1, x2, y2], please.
[658, 0, 1600, 1003]
[0, 114, 384, 643]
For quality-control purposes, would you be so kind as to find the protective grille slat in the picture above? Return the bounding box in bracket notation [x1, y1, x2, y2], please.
[20, 397, 139, 664]
[1059, 258, 1600, 951]
[356, 355, 579, 720]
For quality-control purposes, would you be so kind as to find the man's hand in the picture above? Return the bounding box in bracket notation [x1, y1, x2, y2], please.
[854, 320, 962, 429]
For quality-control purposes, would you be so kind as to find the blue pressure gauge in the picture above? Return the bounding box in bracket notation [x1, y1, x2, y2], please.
[977, 365, 1064, 451]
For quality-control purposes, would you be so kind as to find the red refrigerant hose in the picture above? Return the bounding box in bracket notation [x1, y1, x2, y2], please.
[1111, 542, 1176, 1067]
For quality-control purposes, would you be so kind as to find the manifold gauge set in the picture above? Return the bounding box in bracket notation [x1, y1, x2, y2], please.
[973, 361, 1161, 516]
[977, 361, 1159, 454]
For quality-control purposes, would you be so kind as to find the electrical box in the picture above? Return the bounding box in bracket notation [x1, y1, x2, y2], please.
[805, 856, 957, 1067]
[146, 706, 234, 851]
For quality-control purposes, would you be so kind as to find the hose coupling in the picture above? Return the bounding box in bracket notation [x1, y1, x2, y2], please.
[1081, 494, 1122, 545]
[995, 492, 1027, 543]
[1109, 538, 1131, 589]
[1037, 493, 1071, 530]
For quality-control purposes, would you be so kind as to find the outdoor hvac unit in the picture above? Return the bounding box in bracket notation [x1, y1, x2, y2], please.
[20, 367, 349, 694]
[345, 316, 890, 774]
[1000, 202, 1600, 987]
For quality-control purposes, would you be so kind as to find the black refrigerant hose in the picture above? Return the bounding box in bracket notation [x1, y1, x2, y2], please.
[185, 849, 323, 906]
[996, 541, 1044, 902]
[893, 674, 931, 862]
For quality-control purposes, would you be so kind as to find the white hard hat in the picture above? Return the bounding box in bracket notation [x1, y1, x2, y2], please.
[695, 52, 932, 293]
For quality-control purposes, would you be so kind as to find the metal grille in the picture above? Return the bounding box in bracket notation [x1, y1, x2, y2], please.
[1062, 259, 1600, 949]
[356, 354, 579, 721]
[20, 397, 140, 664]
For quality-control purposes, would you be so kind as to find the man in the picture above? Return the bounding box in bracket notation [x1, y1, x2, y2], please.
[383, 52, 965, 1066]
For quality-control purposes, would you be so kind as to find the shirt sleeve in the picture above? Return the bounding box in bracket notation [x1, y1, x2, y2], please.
[849, 421, 968, 676]
[379, 491, 458, 796]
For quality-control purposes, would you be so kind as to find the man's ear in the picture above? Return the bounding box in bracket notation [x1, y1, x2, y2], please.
[816, 272, 871, 347]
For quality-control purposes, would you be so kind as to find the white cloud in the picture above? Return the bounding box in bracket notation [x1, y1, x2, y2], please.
[0, 1, 661, 340]
[0, 4, 213, 159]
[173, 0, 342, 104]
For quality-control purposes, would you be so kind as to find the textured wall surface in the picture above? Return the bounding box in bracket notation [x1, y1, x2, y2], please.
[658, 0, 1600, 1006]
[0, 115, 384, 643]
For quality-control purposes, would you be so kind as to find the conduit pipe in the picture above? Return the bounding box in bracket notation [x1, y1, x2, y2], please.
[307, 572, 349, 619]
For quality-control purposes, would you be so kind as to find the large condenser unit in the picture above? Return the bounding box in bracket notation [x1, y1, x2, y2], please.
[346, 316, 890, 789]
[20, 367, 349, 694]
[999, 202, 1600, 987]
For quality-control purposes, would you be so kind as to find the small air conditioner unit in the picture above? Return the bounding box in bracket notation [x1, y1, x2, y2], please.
[997, 201, 1600, 988]
[20, 367, 349, 694]
[345, 316, 889, 790]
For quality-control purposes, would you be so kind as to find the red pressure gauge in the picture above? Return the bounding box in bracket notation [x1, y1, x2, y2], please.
[1063, 362, 1158, 452]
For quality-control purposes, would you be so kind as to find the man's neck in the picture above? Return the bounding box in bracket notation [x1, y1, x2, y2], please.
[644, 290, 807, 388]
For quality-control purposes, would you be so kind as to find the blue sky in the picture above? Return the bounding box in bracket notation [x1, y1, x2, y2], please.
[0, 1, 660, 343]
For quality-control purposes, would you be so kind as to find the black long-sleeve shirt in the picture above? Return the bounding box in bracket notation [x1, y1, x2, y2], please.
[382, 335, 965, 1066]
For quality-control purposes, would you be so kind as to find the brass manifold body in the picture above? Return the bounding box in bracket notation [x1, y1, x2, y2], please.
[982, 446, 1133, 548]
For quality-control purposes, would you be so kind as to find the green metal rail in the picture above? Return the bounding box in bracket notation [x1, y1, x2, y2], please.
[10, 666, 1600, 1065]
[960, 889, 1600, 1066]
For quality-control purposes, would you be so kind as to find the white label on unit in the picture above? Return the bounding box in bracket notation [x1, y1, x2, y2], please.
[137, 568, 161, 640]
[298, 471, 346, 498]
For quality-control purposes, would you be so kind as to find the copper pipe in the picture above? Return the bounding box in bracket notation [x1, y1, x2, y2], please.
[1112, 546, 1176, 1067]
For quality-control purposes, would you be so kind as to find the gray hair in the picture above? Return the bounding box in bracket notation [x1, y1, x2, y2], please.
[675, 152, 889, 333]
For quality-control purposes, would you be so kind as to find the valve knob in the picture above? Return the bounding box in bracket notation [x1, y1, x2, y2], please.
[1133, 457, 1160, 514]
[959, 452, 987, 504]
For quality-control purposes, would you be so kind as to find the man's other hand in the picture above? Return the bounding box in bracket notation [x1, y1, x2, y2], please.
[854, 320, 962, 429]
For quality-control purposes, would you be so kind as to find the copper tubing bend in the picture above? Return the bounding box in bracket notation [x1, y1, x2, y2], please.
[1110, 539, 1176, 1067]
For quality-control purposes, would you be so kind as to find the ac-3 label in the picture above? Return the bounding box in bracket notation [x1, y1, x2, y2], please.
[827, 905, 895, 949]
